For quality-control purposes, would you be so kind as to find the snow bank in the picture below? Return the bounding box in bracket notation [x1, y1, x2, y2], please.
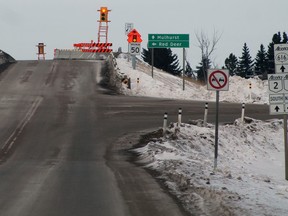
[133, 118, 288, 215]
[115, 55, 287, 215]
[116, 55, 269, 104]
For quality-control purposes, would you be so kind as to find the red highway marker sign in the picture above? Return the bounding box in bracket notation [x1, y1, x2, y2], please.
[207, 69, 229, 91]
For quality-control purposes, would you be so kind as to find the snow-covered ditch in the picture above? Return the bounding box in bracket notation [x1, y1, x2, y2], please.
[133, 118, 288, 216]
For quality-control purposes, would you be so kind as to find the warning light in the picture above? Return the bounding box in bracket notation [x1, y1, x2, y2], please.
[127, 29, 142, 43]
[100, 7, 108, 22]
[36, 43, 46, 60]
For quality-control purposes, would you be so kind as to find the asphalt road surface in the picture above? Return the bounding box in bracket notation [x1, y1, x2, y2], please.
[0, 60, 274, 216]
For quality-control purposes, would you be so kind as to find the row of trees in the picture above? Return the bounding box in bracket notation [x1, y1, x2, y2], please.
[225, 32, 288, 79]
[141, 48, 182, 76]
[141, 31, 288, 81]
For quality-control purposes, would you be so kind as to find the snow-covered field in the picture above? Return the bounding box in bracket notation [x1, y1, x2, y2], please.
[115, 55, 288, 215]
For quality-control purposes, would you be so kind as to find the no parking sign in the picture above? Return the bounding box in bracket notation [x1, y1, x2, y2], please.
[207, 69, 229, 91]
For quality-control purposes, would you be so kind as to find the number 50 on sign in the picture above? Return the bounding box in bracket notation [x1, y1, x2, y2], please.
[129, 43, 141, 55]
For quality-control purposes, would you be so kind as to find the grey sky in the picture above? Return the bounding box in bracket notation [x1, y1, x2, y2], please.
[1, 0, 287, 67]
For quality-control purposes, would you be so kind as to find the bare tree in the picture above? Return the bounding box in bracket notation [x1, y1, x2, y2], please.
[195, 30, 222, 82]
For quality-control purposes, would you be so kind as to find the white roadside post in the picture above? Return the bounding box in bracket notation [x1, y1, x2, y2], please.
[136, 78, 140, 92]
[249, 83, 252, 101]
[207, 69, 229, 171]
[204, 102, 208, 127]
[163, 113, 168, 136]
[241, 103, 245, 124]
[178, 108, 182, 126]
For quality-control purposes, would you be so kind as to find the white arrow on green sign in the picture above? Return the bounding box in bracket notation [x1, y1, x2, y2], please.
[148, 34, 189, 48]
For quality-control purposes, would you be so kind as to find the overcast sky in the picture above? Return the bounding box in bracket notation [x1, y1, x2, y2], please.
[1, 0, 288, 68]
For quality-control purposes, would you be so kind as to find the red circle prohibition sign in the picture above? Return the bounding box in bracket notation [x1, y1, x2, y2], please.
[209, 70, 228, 90]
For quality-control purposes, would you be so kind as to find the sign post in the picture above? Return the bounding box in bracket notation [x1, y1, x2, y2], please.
[125, 23, 134, 61]
[269, 43, 288, 180]
[127, 29, 143, 70]
[274, 44, 288, 73]
[148, 34, 189, 48]
[207, 69, 229, 170]
[148, 34, 189, 90]
[125, 23, 134, 35]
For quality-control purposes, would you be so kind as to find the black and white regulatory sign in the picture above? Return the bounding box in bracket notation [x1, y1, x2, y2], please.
[129, 43, 141, 55]
[207, 69, 229, 91]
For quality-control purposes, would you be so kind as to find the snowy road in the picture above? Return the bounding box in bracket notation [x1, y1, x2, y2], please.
[0, 59, 277, 216]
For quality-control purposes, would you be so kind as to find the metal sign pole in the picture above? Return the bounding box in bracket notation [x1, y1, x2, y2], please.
[207, 69, 229, 171]
[284, 115, 288, 180]
[214, 90, 220, 170]
[151, 48, 154, 78]
[183, 48, 185, 91]
[132, 55, 136, 70]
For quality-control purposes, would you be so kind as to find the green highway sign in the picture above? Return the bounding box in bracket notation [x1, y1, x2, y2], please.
[148, 41, 189, 48]
[148, 34, 189, 48]
[148, 34, 189, 41]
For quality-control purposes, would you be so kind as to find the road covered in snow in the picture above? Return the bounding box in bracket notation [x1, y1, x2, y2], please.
[116, 55, 288, 216]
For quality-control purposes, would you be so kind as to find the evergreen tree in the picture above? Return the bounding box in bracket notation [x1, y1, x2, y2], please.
[238, 43, 254, 78]
[224, 53, 238, 76]
[141, 48, 181, 76]
[185, 61, 194, 78]
[274, 32, 282, 44]
[266, 42, 275, 75]
[283, 32, 288, 43]
[196, 57, 211, 82]
[254, 44, 268, 78]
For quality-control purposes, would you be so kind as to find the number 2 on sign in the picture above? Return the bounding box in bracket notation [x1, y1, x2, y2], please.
[274, 82, 279, 89]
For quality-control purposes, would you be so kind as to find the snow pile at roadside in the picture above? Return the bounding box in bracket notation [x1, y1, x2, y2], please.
[116, 56, 269, 104]
[133, 118, 288, 216]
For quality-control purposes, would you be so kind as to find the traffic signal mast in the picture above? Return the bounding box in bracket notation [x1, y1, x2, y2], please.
[73, 7, 112, 53]
[97, 7, 111, 44]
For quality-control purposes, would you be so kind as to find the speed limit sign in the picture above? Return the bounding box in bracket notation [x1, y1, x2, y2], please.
[129, 43, 141, 55]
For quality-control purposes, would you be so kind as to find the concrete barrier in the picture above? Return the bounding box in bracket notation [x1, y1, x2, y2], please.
[54, 49, 108, 60]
